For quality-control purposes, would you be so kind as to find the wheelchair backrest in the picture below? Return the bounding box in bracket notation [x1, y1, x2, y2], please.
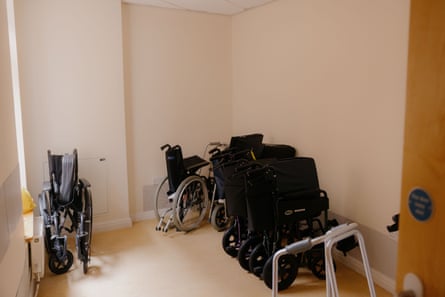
[229, 133, 264, 159]
[165, 145, 186, 194]
[48, 149, 78, 205]
[270, 157, 320, 195]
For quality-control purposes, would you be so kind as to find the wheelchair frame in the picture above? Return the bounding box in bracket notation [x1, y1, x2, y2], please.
[38, 149, 93, 274]
[154, 144, 223, 232]
[154, 135, 296, 233]
[220, 156, 333, 291]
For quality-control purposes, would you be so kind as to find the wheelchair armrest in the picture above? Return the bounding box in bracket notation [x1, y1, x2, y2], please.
[79, 178, 91, 188]
[42, 181, 51, 191]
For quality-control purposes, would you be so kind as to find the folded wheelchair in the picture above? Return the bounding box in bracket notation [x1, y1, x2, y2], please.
[219, 134, 296, 256]
[38, 149, 93, 274]
[222, 156, 332, 291]
[211, 133, 296, 233]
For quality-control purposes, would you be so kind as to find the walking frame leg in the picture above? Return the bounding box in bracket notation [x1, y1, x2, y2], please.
[271, 223, 376, 297]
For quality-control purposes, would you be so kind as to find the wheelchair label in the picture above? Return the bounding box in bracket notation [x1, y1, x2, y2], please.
[408, 188, 433, 222]
[284, 208, 306, 216]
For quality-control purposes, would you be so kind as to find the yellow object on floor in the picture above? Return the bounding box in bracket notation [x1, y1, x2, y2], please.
[22, 188, 36, 214]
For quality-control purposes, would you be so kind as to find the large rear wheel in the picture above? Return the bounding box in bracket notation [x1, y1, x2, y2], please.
[173, 175, 209, 232]
[154, 176, 169, 221]
[210, 203, 232, 232]
[38, 192, 53, 253]
[78, 187, 93, 274]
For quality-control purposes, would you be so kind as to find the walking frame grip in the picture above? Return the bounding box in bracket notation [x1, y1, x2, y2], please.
[272, 222, 376, 297]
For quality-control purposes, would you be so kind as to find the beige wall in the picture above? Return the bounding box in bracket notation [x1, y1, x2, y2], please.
[0, 0, 17, 181]
[232, 0, 410, 234]
[232, 2, 410, 288]
[0, 0, 26, 295]
[122, 4, 232, 218]
[15, 0, 131, 230]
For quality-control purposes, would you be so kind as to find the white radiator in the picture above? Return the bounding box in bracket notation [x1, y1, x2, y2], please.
[31, 216, 45, 279]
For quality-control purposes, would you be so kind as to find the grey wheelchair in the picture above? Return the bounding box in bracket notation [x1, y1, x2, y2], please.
[38, 149, 93, 274]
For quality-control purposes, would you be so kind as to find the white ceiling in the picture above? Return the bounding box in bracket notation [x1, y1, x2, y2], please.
[122, 0, 276, 15]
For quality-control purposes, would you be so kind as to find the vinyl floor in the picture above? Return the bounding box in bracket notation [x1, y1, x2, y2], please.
[37, 219, 393, 297]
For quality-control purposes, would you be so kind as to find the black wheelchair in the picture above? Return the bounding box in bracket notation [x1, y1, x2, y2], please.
[38, 149, 93, 274]
[154, 144, 211, 232]
[222, 156, 332, 291]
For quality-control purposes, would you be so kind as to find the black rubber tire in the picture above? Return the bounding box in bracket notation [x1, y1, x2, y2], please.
[222, 224, 239, 257]
[173, 176, 209, 232]
[48, 250, 74, 275]
[262, 253, 300, 291]
[83, 250, 88, 274]
[238, 236, 262, 272]
[80, 187, 93, 274]
[210, 203, 232, 232]
[38, 193, 53, 253]
[249, 243, 268, 278]
[307, 246, 336, 280]
[154, 176, 169, 221]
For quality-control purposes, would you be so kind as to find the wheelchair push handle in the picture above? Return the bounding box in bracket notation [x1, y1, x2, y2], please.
[160, 144, 171, 151]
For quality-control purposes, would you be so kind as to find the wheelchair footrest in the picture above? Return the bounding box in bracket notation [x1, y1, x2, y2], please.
[155, 208, 175, 232]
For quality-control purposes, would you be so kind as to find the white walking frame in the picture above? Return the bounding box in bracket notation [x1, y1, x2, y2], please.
[272, 222, 376, 297]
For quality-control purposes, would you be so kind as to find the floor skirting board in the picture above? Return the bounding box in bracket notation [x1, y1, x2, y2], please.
[333, 249, 395, 294]
[132, 210, 157, 222]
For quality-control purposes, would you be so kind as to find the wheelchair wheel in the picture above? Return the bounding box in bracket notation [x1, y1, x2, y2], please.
[249, 243, 268, 278]
[210, 203, 232, 232]
[262, 253, 300, 291]
[79, 187, 93, 274]
[222, 224, 240, 257]
[238, 236, 262, 272]
[173, 175, 209, 232]
[38, 192, 50, 225]
[307, 245, 336, 280]
[48, 250, 74, 275]
[154, 176, 169, 221]
[38, 192, 53, 253]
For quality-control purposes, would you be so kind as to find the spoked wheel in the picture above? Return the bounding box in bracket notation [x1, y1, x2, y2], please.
[38, 192, 51, 225]
[262, 253, 300, 291]
[78, 187, 93, 274]
[307, 244, 336, 280]
[222, 223, 240, 257]
[249, 243, 268, 278]
[38, 192, 53, 253]
[210, 203, 232, 232]
[238, 236, 262, 272]
[154, 176, 169, 221]
[48, 250, 74, 275]
[173, 175, 209, 232]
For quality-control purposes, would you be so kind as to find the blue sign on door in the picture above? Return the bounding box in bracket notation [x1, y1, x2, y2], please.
[408, 188, 433, 222]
